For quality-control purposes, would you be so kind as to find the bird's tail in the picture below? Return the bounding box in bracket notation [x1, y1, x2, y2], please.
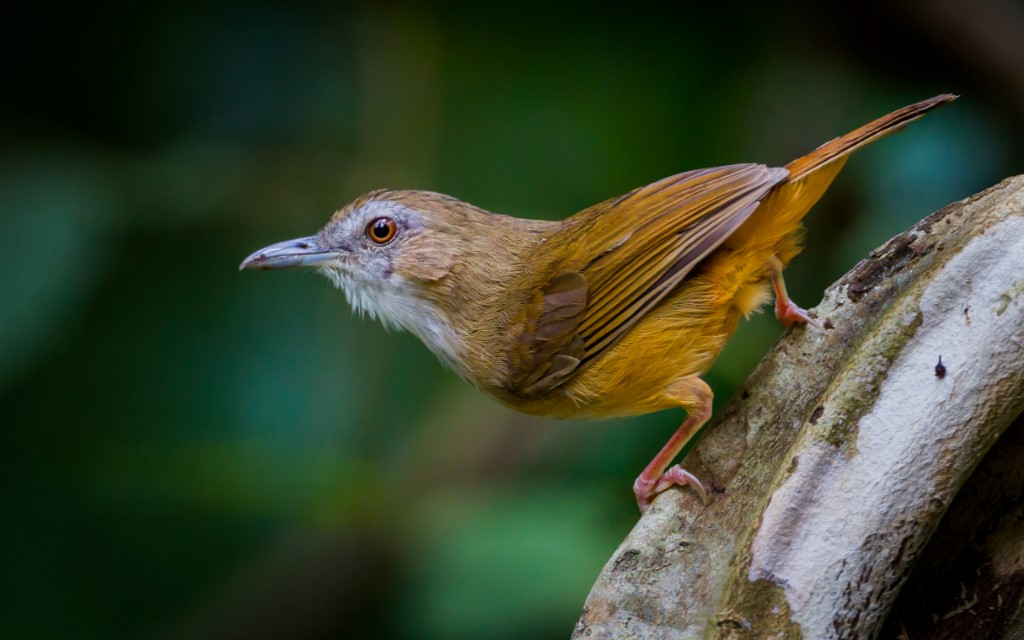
[785, 93, 957, 182]
[725, 94, 957, 265]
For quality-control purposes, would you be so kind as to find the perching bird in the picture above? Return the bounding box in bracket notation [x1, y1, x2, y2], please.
[241, 94, 955, 511]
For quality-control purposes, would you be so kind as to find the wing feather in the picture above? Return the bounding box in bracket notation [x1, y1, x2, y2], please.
[502, 163, 787, 396]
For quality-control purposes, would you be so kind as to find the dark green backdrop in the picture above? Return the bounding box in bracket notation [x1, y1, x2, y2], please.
[3, 2, 1022, 638]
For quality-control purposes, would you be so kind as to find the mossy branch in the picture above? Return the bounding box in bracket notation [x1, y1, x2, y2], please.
[573, 176, 1024, 640]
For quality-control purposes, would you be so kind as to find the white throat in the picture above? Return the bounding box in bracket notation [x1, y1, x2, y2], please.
[321, 267, 470, 378]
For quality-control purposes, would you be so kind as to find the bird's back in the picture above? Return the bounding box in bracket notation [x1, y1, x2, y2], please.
[492, 95, 956, 419]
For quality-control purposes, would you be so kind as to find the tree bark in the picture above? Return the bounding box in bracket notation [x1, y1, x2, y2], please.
[573, 176, 1024, 640]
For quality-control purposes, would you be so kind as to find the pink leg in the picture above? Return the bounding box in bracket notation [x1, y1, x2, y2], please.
[769, 256, 823, 330]
[633, 378, 713, 512]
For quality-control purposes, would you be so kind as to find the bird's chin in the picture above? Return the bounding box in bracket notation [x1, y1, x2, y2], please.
[318, 266, 375, 318]
[318, 266, 348, 288]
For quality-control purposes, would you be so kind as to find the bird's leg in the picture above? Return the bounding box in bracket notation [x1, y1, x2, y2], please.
[633, 377, 713, 512]
[768, 255, 823, 329]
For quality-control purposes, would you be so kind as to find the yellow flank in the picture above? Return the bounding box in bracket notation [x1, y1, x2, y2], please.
[507, 158, 849, 420]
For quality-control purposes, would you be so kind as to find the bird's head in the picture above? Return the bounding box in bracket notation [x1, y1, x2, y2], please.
[240, 189, 553, 378]
[241, 189, 477, 322]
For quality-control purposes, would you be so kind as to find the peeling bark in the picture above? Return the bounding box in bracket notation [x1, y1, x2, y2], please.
[573, 176, 1024, 640]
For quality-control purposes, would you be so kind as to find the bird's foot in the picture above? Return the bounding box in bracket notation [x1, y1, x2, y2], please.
[769, 255, 824, 330]
[775, 298, 824, 330]
[634, 465, 708, 513]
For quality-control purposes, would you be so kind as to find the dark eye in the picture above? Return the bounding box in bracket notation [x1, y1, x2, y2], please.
[367, 217, 397, 244]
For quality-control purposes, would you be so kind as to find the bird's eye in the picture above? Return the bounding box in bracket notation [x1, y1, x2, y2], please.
[367, 217, 398, 244]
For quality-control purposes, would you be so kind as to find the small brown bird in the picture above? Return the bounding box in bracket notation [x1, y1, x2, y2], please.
[242, 95, 955, 511]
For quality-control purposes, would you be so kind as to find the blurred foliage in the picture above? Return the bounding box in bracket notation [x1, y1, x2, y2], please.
[2, 1, 1022, 638]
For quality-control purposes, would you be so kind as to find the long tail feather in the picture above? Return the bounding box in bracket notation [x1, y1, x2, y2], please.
[722, 94, 957, 272]
[785, 93, 957, 181]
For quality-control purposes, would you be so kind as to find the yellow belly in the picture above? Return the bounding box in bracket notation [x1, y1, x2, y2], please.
[496, 159, 847, 419]
[502, 244, 773, 419]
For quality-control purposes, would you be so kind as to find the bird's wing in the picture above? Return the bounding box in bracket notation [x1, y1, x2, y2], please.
[502, 163, 787, 397]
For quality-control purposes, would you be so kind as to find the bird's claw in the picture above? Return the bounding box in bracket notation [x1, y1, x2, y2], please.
[634, 465, 708, 512]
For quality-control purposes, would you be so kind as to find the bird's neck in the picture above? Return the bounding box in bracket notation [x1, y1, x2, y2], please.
[405, 212, 560, 386]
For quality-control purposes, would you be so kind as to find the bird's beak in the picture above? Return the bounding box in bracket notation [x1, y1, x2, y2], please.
[239, 236, 342, 271]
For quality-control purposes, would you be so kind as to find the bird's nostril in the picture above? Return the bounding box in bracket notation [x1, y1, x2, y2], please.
[297, 242, 311, 249]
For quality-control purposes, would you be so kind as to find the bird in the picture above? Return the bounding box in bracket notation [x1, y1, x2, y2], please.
[241, 94, 955, 512]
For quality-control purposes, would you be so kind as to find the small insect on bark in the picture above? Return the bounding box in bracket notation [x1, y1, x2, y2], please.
[935, 356, 946, 378]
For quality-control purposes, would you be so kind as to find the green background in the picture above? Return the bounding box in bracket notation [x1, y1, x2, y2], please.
[3, 2, 1022, 638]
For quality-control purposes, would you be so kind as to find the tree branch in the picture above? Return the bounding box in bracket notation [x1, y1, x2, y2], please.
[573, 176, 1024, 640]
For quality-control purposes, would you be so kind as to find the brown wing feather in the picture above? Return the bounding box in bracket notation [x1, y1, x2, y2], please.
[502, 163, 787, 396]
[502, 271, 588, 395]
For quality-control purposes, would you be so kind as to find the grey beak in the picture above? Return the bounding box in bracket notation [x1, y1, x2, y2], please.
[239, 236, 342, 271]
